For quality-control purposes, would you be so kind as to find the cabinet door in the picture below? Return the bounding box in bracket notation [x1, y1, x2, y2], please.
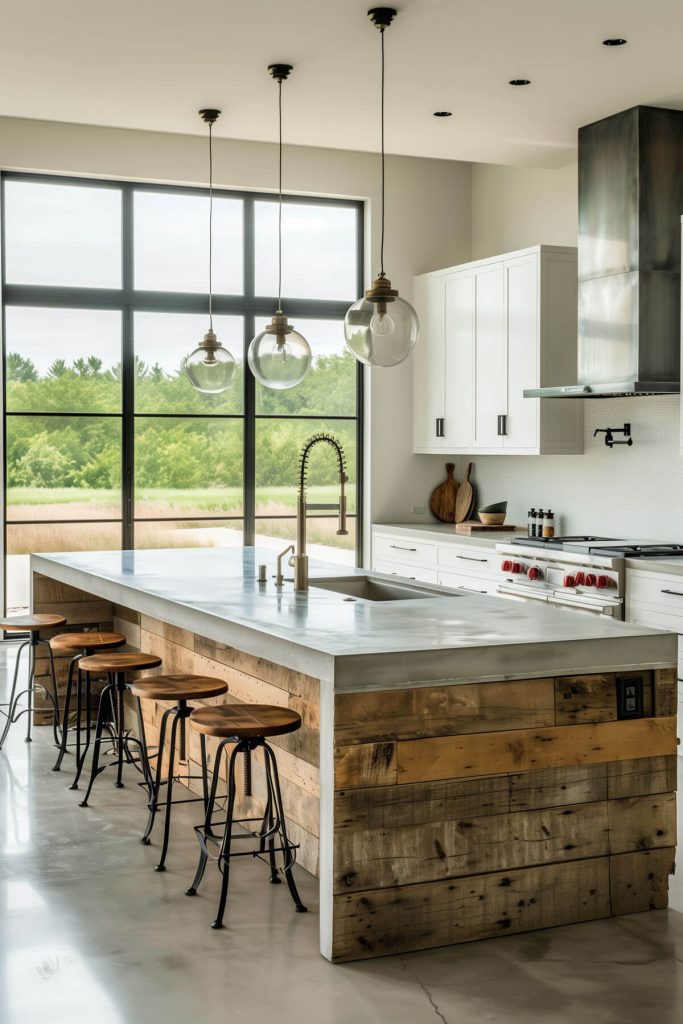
[473, 263, 506, 449]
[505, 254, 539, 450]
[412, 273, 445, 452]
[443, 269, 474, 449]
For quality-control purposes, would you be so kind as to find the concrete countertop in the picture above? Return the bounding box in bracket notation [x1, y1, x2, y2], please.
[374, 522, 527, 549]
[31, 548, 675, 692]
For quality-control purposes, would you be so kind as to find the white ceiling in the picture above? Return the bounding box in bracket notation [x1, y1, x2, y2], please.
[2, 0, 683, 168]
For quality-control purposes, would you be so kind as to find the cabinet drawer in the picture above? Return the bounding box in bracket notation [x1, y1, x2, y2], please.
[438, 569, 496, 595]
[373, 559, 438, 585]
[372, 533, 438, 568]
[627, 572, 683, 626]
[438, 543, 498, 578]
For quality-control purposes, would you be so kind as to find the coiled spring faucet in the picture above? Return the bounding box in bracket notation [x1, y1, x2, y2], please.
[285, 433, 348, 592]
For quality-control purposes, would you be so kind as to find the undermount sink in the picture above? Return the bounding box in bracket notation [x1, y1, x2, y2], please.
[309, 575, 439, 602]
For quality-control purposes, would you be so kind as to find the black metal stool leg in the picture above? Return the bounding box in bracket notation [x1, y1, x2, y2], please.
[212, 742, 241, 930]
[141, 705, 172, 846]
[135, 697, 153, 795]
[115, 673, 125, 788]
[24, 633, 38, 743]
[52, 653, 79, 771]
[264, 742, 307, 913]
[155, 710, 180, 872]
[0, 640, 28, 750]
[41, 637, 62, 746]
[186, 738, 229, 897]
[70, 669, 91, 790]
[78, 683, 111, 808]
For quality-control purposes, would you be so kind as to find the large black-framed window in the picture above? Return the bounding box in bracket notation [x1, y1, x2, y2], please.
[0, 172, 363, 613]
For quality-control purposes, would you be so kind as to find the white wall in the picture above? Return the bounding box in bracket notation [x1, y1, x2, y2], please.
[414, 160, 683, 544]
[0, 115, 473, 557]
[470, 161, 578, 259]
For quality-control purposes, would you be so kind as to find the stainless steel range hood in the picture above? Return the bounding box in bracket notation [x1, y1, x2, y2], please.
[526, 105, 683, 399]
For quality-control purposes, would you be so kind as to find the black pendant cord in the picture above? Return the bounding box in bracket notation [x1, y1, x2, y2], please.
[208, 121, 214, 331]
[379, 25, 385, 278]
[277, 78, 283, 315]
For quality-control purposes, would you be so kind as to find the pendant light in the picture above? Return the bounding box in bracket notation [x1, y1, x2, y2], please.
[248, 64, 312, 391]
[344, 8, 419, 367]
[186, 108, 236, 394]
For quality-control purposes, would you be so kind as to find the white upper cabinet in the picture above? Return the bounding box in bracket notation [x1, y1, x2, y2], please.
[412, 245, 583, 455]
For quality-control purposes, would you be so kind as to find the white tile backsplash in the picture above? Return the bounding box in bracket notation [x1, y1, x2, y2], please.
[445, 395, 681, 540]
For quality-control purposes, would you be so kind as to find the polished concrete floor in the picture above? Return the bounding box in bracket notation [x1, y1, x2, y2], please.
[2, 646, 683, 1024]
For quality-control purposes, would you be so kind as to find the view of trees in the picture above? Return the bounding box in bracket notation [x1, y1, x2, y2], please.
[6, 350, 357, 496]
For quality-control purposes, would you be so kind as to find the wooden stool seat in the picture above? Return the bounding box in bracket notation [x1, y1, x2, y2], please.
[130, 674, 228, 702]
[189, 704, 301, 739]
[0, 613, 67, 632]
[50, 631, 126, 652]
[79, 651, 162, 673]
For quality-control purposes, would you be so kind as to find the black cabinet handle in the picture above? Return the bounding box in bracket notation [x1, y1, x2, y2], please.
[390, 545, 417, 552]
[435, 417, 444, 438]
[456, 555, 488, 563]
[497, 414, 507, 436]
[661, 589, 683, 597]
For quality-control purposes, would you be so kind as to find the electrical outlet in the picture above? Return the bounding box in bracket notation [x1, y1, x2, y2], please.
[411, 504, 425, 515]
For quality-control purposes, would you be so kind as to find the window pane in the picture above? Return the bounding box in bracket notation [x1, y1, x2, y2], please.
[254, 318, 355, 416]
[134, 312, 243, 414]
[255, 418, 356, 517]
[134, 191, 243, 293]
[6, 416, 121, 521]
[254, 202, 357, 300]
[7, 522, 122, 615]
[135, 418, 243, 518]
[255, 517, 355, 563]
[5, 307, 121, 413]
[4, 180, 121, 287]
[135, 519, 243, 550]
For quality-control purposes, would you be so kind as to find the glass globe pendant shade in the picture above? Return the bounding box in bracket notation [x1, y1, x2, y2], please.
[185, 330, 236, 394]
[248, 312, 312, 391]
[344, 274, 419, 367]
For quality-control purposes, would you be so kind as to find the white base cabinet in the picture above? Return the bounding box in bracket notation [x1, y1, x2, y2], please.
[372, 528, 500, 597]
[413, 245, 583, 456]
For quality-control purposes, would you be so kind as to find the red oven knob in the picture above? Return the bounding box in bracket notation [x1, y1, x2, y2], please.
[501, 559, 512, 572]
[585, 573, 597, 587]
[596, 575, 610, 589]
[527, 566, 542, 581]
[512, 562, 523, 574]
[563, 574, 576, 588]
[574, 571, 586, 585]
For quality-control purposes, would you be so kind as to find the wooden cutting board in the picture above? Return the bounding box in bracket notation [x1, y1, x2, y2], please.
[429, 463, 459, 523]
[454, 462, 474, 524]
[455, 521, 517, 534]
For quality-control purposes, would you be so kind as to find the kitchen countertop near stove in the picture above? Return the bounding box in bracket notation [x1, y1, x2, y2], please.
[31, 547, 676, 691]
[374, 522, 527, 549]
[626, 556, 683, 577]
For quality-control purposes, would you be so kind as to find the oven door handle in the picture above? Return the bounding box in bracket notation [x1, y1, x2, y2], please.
[548, 593, 621, 613]
[496, 584, 548, 602]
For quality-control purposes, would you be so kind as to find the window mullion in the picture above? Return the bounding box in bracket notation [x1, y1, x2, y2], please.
[122, 185, 134, 549]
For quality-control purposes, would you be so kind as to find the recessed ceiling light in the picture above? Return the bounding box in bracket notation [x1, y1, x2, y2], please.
[509, 79, 531, 86]
[433, 111, 452, 117]
[603, 38, 627, 46]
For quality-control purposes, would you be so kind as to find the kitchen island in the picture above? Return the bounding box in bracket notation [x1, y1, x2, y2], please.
[31, 547, 678, 962]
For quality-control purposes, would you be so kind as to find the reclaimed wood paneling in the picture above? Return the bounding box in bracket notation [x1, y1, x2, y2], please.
[395, 717, 677, 785]
[509, 763, 608, 811]
[335, 678, 555, 745]
[654, 668, 677, 718]
[607, 793, 676, 853]
[335, 741, 397, 790]
[554, 672, 653, 724]
[334, 800, 610, 894]
[607, 755, 678, 800]
[609, 848, 675, 915]
[331, 857, 611, 961]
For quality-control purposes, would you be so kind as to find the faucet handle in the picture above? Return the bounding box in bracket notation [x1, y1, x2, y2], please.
[288, 553, 295, 567]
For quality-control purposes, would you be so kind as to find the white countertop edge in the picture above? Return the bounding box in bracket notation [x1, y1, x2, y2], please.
[31, 554, 336, 683]
[626, 556, 683, 577]
[373, 522, 526, 549]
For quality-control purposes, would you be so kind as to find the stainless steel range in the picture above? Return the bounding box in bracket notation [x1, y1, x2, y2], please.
[496, 537, 683, 618]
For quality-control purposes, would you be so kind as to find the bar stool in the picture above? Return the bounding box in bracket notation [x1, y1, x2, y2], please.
[77, 650, 162, 807]
[51, 631, 127, 780]
[0, 613, 66, 749]
[129, 674, 229, 872]
[185, 704, 307, 929]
